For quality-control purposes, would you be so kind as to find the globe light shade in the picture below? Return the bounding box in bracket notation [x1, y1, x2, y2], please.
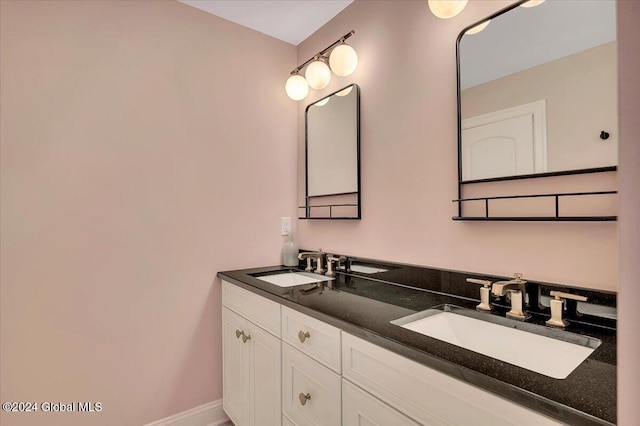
[465, 20, 490, 35]
[329, 44, 358, 77]
[314, 97, 330, 106]
[305, 60, 331, 90]
[285, 74, 309, 101]
[521, 0, 545, 8]
[428, 0, 468, 19]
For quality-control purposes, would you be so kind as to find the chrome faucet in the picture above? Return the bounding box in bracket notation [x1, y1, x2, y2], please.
[491, 273, 529, 321]
[298, 250, 326, 274]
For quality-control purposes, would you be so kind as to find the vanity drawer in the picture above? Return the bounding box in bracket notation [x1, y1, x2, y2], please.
[342, 379, 420, 426]
[282, 343, 341, 426]
[222, 280, 281, 337]
[342, 333, 564, 426]
[282, 415, 295, 426]
[281, 306, 341, 373]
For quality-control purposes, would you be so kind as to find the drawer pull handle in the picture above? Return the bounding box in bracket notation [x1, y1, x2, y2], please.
[235, 329, 251, 343]
[298, 392, 311, 406]
[298, 330, 311, 343]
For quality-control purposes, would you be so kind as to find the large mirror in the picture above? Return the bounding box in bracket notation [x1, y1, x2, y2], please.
[457, 0, 617, 182]
[301, 84, 360, 219]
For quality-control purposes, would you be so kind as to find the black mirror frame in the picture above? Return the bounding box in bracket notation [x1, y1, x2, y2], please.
[454, 0, 617, 221]
[301, 83, 361, 220]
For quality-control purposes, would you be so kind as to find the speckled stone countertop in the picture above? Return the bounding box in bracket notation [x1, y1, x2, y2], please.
[218, 261, 616, 425]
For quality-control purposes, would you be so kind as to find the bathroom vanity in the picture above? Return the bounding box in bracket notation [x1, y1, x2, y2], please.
[218, 258, 616, 426]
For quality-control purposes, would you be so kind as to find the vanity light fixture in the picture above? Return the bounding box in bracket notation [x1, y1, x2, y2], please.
[306, 57, 332, 89]
[465, 20, 490, 35]
[428, 0, 468, 19]
[285, 30, 357, 101]
[520, 0, 546, 8]
[329, 43, 358, 77]
[285, 73, 310, 101]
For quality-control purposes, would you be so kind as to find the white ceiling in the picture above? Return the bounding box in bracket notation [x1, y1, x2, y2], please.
[178, 0, 354, 46]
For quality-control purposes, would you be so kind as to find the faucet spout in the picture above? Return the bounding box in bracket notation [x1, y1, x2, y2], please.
[298, 252, 319, 260]
[491, 273, 527, 296]
[297, 250, 326, 274]
[491, 281, 525, 296]
[491, 273, 529, 321]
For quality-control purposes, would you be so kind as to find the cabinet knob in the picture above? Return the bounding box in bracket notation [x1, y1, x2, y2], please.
[298, 330, 311, 343]
[298, 392, 311, 406]
[235, 329, 251, 343]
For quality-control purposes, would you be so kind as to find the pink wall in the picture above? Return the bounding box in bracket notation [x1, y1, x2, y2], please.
[617, 1, 640, 424]
[0, 1, 296, 425]
[297, 0, 618, 291]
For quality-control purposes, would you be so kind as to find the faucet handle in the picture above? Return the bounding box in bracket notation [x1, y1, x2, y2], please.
[466, 278, 492, 288]
[466, 278, 492, 312]
[512, 273, 527, 283]
[326, 256, 338, 277]
[546, 291, 588, 328]
[304, 257, 313, 272]
[549, 291, 588, 302]
[329, 256, 346, 271]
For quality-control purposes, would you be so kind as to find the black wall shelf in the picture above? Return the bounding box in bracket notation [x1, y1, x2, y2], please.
[453, 190, 617, 221]
[298, 203, 360, 220]
[452, 216, 617, 222]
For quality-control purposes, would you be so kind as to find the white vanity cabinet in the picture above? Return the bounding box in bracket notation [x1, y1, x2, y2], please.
[221, 280, 567, 426]
[222, 282, 281, 426]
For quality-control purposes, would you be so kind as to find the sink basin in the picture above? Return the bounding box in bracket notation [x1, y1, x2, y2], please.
[391, 304, 601, 379]
[251, 270, 334, 287]
[350, 264, 388, 274]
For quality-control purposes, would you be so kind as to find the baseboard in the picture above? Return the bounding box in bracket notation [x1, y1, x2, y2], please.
[144, 399, 229, 426]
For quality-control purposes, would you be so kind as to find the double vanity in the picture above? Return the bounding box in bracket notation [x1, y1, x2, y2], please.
[218, 256, 616, 426]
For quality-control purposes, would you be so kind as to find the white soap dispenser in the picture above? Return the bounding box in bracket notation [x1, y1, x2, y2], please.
[282, 232, 299, 267]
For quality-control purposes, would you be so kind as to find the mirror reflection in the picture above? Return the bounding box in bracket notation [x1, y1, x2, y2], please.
[458, 0, 617, 181]
[302, 84, 360, 219]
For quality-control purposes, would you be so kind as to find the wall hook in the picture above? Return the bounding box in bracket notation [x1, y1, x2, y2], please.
[600, 131, 610, 140]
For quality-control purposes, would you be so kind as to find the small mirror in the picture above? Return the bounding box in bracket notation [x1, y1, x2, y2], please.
[457, 0, 617, 182]
[301, 84, 360, 219]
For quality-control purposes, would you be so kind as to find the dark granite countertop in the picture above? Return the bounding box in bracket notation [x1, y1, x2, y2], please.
[218, 263, 616, 425]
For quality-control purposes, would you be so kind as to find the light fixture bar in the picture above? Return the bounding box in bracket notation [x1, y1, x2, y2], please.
[290, 30, 355, 75]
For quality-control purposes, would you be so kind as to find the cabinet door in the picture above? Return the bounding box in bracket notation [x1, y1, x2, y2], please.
[342, 379, 420, 426]
[248, 321, 281, 426]
[222, 307, 248, 426]
[282, 344, 341, 426]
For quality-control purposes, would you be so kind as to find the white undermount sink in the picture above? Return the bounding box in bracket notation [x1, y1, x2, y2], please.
[253, 271, 334, 287]
[391, 305, 601, 379]
[350, 264, 388, 274]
